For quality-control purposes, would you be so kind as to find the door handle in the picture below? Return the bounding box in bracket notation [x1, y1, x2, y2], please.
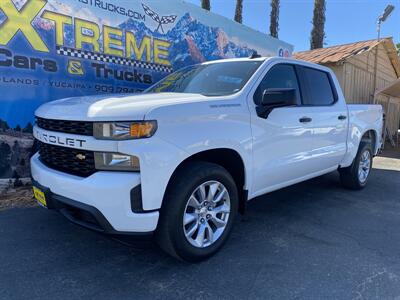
[338, 115, 347, 121]
[299, 117, 312, 123]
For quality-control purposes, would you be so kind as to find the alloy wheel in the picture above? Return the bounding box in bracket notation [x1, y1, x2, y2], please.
[183, 181, 231, 248]
[358, 150, 371, 184]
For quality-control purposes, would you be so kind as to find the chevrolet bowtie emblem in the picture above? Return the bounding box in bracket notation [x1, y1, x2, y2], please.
[75, 154, 86, 160]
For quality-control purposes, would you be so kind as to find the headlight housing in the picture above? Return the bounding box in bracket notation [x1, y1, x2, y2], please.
[94, 152, 140, 171]
[93, 121, 157, 140]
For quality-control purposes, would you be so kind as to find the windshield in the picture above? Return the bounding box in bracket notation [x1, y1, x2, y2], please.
[145, 61, 262, 96]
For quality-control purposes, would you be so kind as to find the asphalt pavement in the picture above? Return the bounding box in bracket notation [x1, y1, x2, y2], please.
[1, 153, 400, 300]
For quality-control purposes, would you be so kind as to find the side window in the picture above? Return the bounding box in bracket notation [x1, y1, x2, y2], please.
[302, 67, 335, 106]
[254, 64, 301, 105]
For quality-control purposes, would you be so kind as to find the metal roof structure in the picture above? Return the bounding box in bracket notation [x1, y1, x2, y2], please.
[293, 38, 400, 77]
[377, 78, 400, 99]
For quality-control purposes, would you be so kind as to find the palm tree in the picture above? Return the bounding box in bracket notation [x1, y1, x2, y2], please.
[201, 0, 210, 11]
[310, 0, 326, 49]
[234, 0, 243, 23]
[269, 0, 280, 38]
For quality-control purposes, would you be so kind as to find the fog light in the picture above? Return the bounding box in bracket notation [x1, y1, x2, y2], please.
[94, 152, 140, 171]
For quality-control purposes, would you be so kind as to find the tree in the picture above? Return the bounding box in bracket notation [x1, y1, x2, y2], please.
[20, 158, 25, 167]
[12, 170, 23, 187]
[0, 118, 9, 131]
[310, 0, 326, 50]
[234, 0, 243, 23]
[12, 170, 19, 179]
[397, 43, 400, 56]
[269, 0, 280, 38]
[23, 122, 33, 134]
[15, 124, 21, 132]
[201, 0, 210, 11]
[0, 142, 11, 175]
[12, 140, 20, 152]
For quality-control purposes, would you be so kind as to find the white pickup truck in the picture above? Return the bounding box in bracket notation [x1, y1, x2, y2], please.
[31, 57, 383, 261]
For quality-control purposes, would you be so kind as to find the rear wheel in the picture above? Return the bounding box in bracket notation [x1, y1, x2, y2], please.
[339, 141, 373, 190]
[156, 162, 238, 262]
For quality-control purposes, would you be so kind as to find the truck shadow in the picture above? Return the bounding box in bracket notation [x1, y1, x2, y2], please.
[2, 167, 400, 299]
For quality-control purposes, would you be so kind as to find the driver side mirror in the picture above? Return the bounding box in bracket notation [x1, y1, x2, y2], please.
[261, 88, 297, 106]
[256, 88, 297, 118]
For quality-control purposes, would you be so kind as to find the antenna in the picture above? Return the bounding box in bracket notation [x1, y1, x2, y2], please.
[249, 51, 261, 59]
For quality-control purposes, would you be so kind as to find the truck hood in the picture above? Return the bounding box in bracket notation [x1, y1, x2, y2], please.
[35, 93, 209, 121]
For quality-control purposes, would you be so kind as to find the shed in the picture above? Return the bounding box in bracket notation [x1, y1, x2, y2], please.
[376, 78, 400, 146]
[294, 38, 400, 139]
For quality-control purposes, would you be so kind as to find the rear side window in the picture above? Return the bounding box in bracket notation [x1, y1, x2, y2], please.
[254, 64, 301, 105]
[302, 68, 335, 106]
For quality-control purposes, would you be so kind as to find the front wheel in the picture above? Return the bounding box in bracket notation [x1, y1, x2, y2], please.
[156, 162, 238, 262]
[339, 141, 373, 190]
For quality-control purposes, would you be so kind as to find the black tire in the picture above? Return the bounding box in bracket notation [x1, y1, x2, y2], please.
[156, 161, 238, 262]
[339, 141, 373, 190]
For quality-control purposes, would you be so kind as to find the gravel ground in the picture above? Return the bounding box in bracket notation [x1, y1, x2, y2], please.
[0, 187, 36, 211]
[0, 178, 36, 211]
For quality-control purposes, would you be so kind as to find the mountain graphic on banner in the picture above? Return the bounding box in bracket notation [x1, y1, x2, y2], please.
[118, 13, 256, 69]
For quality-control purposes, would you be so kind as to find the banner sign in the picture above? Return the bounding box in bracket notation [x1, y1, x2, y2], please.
[0, 0, 292, 179]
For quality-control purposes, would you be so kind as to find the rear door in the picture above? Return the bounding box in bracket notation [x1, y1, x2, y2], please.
[297, 66, 348, 170]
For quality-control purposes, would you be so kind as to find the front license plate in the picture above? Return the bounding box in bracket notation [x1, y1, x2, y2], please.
[33, 186, 47, 208]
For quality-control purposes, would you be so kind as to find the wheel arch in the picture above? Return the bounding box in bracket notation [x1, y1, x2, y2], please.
[361, 129, 378, 154]
[340, 127, 380, 168]
[163, 148, 248, 214]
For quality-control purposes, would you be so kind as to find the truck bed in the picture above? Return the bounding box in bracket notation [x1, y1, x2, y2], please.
[347, 104, 383, 151]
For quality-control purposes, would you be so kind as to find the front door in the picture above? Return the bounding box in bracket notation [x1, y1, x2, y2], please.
[249, 63, 319, 198]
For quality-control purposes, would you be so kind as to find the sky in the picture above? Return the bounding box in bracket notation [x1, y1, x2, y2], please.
[185, 0, 400, 52]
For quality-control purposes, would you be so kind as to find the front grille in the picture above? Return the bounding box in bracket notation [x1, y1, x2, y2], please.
[36, 117, 93, 136]
[38, 141, 96, 177]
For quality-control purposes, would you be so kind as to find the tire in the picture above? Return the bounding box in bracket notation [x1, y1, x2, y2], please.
[156, 161, 238, 262]
[339, 141, 373, 190]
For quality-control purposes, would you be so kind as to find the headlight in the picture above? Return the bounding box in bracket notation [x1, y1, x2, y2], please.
[93, 121, 157, 140]
[94, 152, 140, 171]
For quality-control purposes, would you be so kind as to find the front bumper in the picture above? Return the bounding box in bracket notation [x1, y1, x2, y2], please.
[31, 153, 159, 233]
